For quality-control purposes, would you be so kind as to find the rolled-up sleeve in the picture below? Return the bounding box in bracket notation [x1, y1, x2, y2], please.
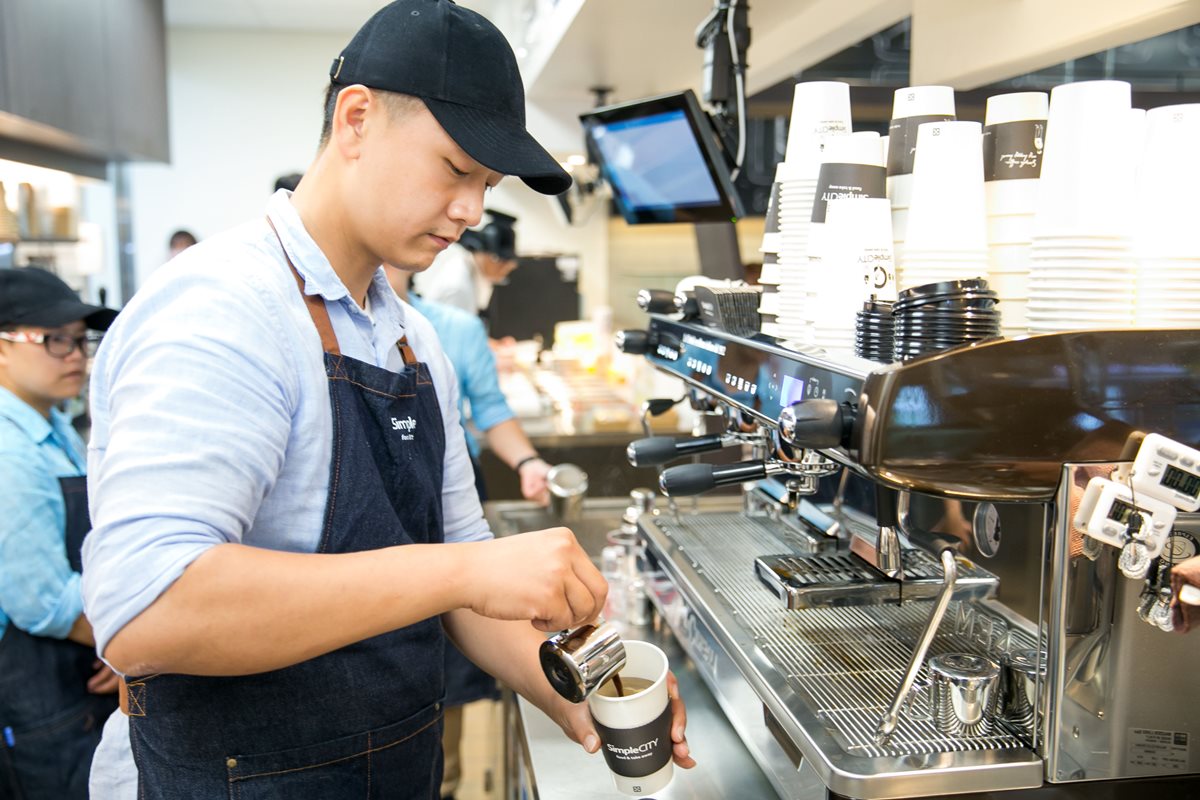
[0, 449, 83, 639]
[82, 268, 299, 658]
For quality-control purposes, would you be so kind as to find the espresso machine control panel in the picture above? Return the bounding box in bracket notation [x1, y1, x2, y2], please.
[638, 315, 870, 429]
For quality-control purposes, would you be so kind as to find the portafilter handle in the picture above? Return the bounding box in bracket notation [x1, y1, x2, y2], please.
[659, 460, 769, 496]
[626, 434, 735, 468]
[539, 621, 627, 704]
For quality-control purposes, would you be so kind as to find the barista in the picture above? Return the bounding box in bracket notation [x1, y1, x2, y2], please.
[413, 209, 519, 316]
[0, 267, 119, 799]
[80, 2, 692, 797]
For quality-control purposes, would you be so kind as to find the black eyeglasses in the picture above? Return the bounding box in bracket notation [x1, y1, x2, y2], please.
[0, 331, 103, 358]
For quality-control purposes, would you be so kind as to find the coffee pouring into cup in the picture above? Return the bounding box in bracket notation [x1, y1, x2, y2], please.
[540, 620, 626, 704]
[541, 623, 677, 796]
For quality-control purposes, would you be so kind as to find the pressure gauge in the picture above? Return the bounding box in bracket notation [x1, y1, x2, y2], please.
[1129, 433, 1200, 512]
[971, 503, 1001, 558]
[1073, 476, 1177, 559]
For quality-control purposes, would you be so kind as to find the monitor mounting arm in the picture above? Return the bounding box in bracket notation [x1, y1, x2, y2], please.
[695, 0, 750, 176]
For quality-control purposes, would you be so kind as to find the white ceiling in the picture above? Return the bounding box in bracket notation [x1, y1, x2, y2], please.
[164, 0, 507, 33]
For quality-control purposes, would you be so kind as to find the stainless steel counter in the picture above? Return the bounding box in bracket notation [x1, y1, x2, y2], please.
[487, 498, 781, 800]
[513, 621, 780, 800]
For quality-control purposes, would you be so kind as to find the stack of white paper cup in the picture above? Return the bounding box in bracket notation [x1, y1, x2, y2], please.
[1028, 80, 1138, 332]
[800, 132, 886, 342]
[809, 197, 895, 351]
[1134, 103, 1200, 328]
[984, 92, 1048, 335]
[887, 86, 956, 256]
[774, 81, 852, 343]
[899, 120, 988, 289]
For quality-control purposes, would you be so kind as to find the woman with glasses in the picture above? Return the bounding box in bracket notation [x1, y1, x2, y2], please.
[0, 267, 119, 799]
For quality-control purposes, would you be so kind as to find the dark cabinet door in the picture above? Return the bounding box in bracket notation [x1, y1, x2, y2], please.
[0, 0, 168, 162]
[102, 0, 168, 161]
[0, 0, 111, 153]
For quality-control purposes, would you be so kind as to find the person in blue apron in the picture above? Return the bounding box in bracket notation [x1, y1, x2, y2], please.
[0, 267, 120, 799]
[81, 3, 694, 798]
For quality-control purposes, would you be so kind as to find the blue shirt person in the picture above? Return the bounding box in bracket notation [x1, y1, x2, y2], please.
[0, 266, 119, 800]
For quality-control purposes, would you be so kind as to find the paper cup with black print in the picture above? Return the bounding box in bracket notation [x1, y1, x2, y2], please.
[587, 640, 673, 796]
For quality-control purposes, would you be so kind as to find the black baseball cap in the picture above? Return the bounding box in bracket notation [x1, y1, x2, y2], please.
[331, 0, 571, 196]
[0, 268, 117, 331]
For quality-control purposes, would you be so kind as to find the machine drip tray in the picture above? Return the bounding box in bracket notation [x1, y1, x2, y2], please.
[755, 549, 1000, 609]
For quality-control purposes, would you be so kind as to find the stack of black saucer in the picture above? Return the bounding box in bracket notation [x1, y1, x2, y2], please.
[892, 279, 1002, 362]
[855, 299, 895, 363]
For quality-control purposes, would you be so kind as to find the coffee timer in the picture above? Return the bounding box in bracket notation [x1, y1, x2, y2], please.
[1127, 433, 1200, 512]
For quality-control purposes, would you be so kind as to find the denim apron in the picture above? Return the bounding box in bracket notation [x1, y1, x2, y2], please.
[128, 232, 449, 799]
[0, 476, 117, 800]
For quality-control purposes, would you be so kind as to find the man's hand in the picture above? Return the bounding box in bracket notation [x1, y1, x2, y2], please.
[518, 458, 551, 506]
[88, 660, 121, 694]
[463, 529, 606, 632]
[550, 672, 695, 768]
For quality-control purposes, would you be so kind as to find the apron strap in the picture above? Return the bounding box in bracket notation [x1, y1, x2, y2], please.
[267, 217, 418, 363]
[266, 217, 341, 356]
[397, 337, 419, 367]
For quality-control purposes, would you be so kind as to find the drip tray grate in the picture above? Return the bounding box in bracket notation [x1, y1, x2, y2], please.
[653, 512, 1034, 757]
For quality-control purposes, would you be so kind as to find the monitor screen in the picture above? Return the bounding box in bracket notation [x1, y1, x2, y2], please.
[581, 90, 743, 224]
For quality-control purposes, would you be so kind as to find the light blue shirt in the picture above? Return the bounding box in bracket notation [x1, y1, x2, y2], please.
[408, 294, 514, 459]
[81, 190, 491, 663]
[0, 387, 87, 641]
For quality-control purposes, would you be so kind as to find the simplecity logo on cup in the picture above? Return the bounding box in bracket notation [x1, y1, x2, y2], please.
[606, 738, 660, 759]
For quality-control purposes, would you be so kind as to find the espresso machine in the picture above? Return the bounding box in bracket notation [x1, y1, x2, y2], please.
[617, 307, 1200, 799]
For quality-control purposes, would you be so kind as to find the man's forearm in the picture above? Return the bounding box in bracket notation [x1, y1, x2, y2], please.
[484, 418, 538, 470]
[443, 607, 560, 713]
[104, 541, 474, 677]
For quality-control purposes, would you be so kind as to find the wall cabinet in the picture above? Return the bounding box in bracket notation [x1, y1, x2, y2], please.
[0, 0, 168, 163]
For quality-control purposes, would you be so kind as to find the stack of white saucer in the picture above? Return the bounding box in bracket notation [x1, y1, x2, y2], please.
[886, 86, 956, 262]
[773, 81, 852, 343]
[1028, 80, 1140, 332]
[898, 120, 989, 289]
[983, 92, 1048, 336]
[1133, 103, 1200, 328]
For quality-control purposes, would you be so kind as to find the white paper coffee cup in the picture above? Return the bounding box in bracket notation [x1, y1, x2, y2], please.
[587, 640, 673, 797]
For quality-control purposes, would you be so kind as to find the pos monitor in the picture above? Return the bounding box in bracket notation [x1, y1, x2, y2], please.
[580, 90, 744, 225]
